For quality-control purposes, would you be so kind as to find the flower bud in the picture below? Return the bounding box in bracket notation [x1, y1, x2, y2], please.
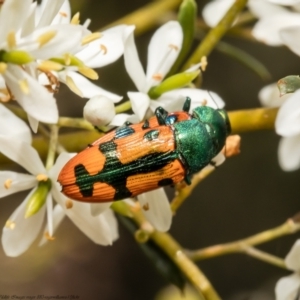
[83, 96, 116, 126]
[0, 50, 33, 65]
[148, 70, 200, 99]
[25, 179, 51, 218]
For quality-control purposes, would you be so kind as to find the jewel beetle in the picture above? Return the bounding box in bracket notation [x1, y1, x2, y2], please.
[58, 97, 231, 203]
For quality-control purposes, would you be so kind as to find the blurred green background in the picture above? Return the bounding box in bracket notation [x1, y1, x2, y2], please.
[1, 0, 300, 299]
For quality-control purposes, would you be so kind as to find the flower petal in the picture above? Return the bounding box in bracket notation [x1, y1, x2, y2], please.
[36, 0, 65, 28]
[275, 90, 300, 136]
[128, 91, 150, 121]
[90, 202, 112, 217]
[4, 65, 58, 124]
[154, 88, 225, 113]
[146, 21, 182, 91]
[252, 13, 300, 46]
[27, 114, 39, 133]
[77, 25, 135, 68]
[275, 273, 300, 300]
[278, 135, 300, 171]
[39, 203, 65, 246]
[109, 113, 139, 127]
[138, 188, 172, 232]
[248, 0, 290, 19]
[285, 239, 300, 270]
[59, 70, 122, 101]
[0, 103, 32, 143]
[0, 171, 36, 198]
[124, 30, 146, 92]
[202, 0, 235, 27]
[0, 0, 32, 42]
[21, 24, 84, 59]
[280, 25, 300, 57]
[0, 136, 46, 175]
[258, 83, 289, 107]
[2, 188, 46, 257]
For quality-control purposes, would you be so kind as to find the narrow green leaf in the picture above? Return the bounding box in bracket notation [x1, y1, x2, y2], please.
[216, 41, 271, 81]
[168, 0, 197, 76]
[277, 75, 300, 96]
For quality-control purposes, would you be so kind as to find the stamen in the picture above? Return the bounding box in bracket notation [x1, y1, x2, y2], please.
[4, 178, 12, 189]
[64, 53, 71, 65]
[142, 203, 150, 211]
[5, 220, 15, 230]
[70, 12, 80, 25]
[100, 44, 107, 54]
[78, 67, 98, 80]
[7, 31, 16, 49]
[18, 79, 29, 94]
[38, 60, 63, 72]
[36, 174, 48, 181]
[201, 56, 208, 71]
[169, 44, 179, 51]
[82, 32, 102, 45]
[152, 73, 163, 81]
[44, 231, 55, 241]
[66, 75, 83, 97]
[37, 30, 57, 48]
[65, 199, 73, 209]
[0, 62, 7, 74]
[0, 88, 10, 102]
[59, 11, 68, 18]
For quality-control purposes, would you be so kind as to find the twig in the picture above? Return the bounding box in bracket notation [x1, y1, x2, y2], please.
[186, 219, 300, 262]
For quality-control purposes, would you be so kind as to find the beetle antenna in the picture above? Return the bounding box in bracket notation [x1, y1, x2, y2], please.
[207, 90, 219, 109]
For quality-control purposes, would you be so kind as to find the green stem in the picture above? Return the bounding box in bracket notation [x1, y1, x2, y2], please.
[182, 0, 248, 70]
[101, 0, 182, 36]
[128, 207, 221, 300]
[243, 246, 286, 269]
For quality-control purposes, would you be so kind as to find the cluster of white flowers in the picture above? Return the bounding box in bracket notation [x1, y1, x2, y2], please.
[0, 0, 226, 257]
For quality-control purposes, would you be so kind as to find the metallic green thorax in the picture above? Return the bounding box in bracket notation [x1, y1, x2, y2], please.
[174, 106, 231, 180]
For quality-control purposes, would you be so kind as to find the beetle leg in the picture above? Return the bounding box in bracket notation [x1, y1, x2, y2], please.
[124, 121, 132, 126]
[182, 97, 191, 112]
[155, 106, 168, 125]
[184, 175, 192, 185]
[142, 119, 149, 129]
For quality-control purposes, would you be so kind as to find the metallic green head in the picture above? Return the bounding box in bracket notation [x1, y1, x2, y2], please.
[174, 106, 231, 178]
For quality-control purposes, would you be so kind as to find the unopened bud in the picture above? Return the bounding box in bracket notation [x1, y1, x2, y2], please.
[83, 96, 115, 126]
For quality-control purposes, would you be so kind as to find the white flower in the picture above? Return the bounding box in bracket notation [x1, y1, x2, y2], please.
[124, 20, 225, 122]
[202, 0, 300, 46]
[0, 138, 118, 256]
[275, 239, 300, 300]
[0, 103, 32, 143]
[137, 188, 173, 232]
[275, 89, 300, 171]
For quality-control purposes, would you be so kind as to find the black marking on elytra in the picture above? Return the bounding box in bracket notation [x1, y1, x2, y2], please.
[182, 97, 191, 112]
[158, 178, 173, 186]
[144, 129, 159, 141]
[87, 144, 93, 148]
[75, 138, 178, 200]
[115, 125, 135, 139]
[142, 119, 149, 129]
[165, 115, 177, 125]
